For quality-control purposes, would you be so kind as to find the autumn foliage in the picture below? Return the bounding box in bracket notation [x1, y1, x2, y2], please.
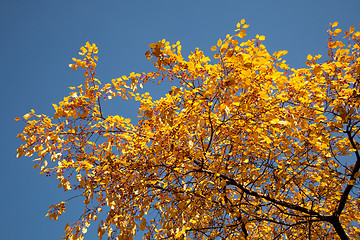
[17, 21, 360, 239]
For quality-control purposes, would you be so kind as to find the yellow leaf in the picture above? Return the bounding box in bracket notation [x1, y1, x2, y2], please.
[217, 39, 222, 47]
[238, 29, 247, 38]
[188, 140, 194, 149]
[76, 174, 81, 182]
[189, 219, 197, 224]
[259, 35, 265, 41]
[332, 22, 338, 28]
[144, 110, 153, 118]
[278, 120, 290, 125]
[69, 64, 77, 71]
[307, 54, 313, 61]
[241, 19, 245, 25]
[274, 50, 288, 58]
[350, 25, 355, 33]
[175, 229, 185, 238]
[23, 113, 31, 120]
[15, 117, 20, 121]
[334, 29, 342, 35]
[80, 46, 87, 54]
[270, 119, 279, 124]
[211, 46, 217, 51]
[124, 118, 131, 124]
[139, 218, 146, 231]
[312, 66, 322, 75]
[145, 50, 152, 60]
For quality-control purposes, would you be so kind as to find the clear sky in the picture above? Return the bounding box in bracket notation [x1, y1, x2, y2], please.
[2, 0, 359, 239]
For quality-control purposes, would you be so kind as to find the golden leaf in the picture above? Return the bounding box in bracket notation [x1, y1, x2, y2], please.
[349, 25, 355, 33]
[23, 113, 31, 120]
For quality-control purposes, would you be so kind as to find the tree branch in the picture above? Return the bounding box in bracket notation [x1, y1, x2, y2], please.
[335, 128, 360, 216]
[196, 168, 323, 217]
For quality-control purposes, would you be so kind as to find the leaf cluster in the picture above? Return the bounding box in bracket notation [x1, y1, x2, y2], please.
[16, 21, 360, 240]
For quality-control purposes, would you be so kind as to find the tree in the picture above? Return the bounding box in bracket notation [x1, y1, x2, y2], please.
[16, 20, 360, 240]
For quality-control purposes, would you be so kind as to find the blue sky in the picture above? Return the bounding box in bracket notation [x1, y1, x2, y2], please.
[1, 0, 359, 239]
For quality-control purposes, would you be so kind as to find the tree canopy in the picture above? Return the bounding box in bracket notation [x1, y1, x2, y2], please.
[16, 20, 360, 239]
